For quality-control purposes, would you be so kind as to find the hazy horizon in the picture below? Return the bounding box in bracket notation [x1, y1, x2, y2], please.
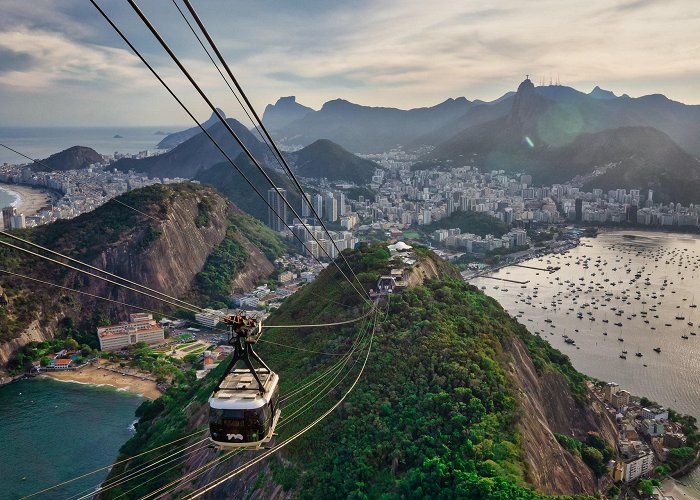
[1, 0, 699, 127]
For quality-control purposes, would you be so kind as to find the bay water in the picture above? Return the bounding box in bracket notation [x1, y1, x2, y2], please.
[0, 126, 181, 165]
[0, 377, 143, 498]
[473, 230, 700, 490]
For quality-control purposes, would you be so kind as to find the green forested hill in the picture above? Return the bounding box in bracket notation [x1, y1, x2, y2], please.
[425, 210, 510, 237]
[101, 245, 608, 498]
[290, 139, 379, 184]
[0, 184, 284, 368]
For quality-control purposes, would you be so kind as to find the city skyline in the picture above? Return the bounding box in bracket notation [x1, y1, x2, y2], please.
[0, 0, 699, 126]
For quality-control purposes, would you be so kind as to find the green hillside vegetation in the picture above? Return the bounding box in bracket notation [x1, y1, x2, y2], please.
[0, 183, 285, 356]
[0, 185, 177, 344]
[291, 139, 379, 184]
[195, 215, 286, 305]
[425, 210, 510, 238]
[102, 244, 597, 498]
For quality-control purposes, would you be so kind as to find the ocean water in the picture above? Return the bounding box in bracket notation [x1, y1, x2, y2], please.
[474, 231, 700, 416]
[0, 185, 19, 208]
[0, 126, 183, 165]
[473, 230, 700, 489]
[0, 377, 143, 498]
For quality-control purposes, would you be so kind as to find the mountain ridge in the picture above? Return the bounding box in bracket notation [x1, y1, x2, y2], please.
[270, 96, 474, 153]
[99, 244, 618, 498]
[263, 96, 314, 131]
[266, 81, 700, 157]
[35, 145, 102, 171]
[428, 78, 700, 202]
[156, 109, 226, 150]
[0, 183, 283, 375]
[114, 117, 270, 179]
[289, 139, 379, 183]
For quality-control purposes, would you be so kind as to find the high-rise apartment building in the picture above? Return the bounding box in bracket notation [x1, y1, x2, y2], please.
[2, 206, 15, 230]
[267, 188, 288, 231]
[324, 193, 337, 222]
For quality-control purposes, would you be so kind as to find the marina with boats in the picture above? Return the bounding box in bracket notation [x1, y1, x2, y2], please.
[471, 231, 700, 423]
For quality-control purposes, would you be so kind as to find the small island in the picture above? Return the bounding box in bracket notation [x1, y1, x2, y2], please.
[113, 134, 123, 139]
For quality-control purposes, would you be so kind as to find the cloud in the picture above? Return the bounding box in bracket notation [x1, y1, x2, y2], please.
[0, 27, 150, 90]
[0, 0, 699, 125]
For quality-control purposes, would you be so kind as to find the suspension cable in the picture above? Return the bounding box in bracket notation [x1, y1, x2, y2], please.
[137, 449, 240, 500]
[0, 239, 201, 314]
[168, 0, 305, 195]
[183, 309, 379, 498]
[139, 304, 378, 498]
[146, 318, 372, 499]
[0, 269, 167, 316]
[0, 231, 202, 312]
[278, 317, 372, 404]
[262, 306, 375, 329]
[89, 0, 368, 306]
[111, 445, 211, 500]
[120, 0, 372, 306]
[71, 438, 209, 500]
[181, 0, 372, 303]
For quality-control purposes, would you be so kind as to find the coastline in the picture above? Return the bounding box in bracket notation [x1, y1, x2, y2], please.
[42, 363, 161, 400]
[0, 182, 60, 217]
[660, 478, 700, 499]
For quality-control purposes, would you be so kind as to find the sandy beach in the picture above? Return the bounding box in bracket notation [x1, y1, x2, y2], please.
[659, 478, 700, 499]
[0, 183, 59, 217]
[43, 363, 162, 400]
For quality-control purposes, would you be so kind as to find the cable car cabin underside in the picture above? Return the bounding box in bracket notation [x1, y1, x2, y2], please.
[209, 368, 280, 449]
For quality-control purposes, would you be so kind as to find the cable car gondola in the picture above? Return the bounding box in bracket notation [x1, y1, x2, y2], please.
[209, 314, 280, 449]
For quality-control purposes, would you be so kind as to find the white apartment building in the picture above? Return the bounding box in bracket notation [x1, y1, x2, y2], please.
[194, 309, 222, 329]
[97, 313, 165, 351]
[623, 451, 653, 482]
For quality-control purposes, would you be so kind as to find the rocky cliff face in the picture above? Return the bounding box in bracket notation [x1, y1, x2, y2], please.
[102, 248, 618, 498]
[505, 337, 617, 495]
[89, 187, 231, 307]
[0, 183, 279, 377]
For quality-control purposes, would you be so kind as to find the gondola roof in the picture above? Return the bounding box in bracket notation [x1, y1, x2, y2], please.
[210, 368, 279, 410]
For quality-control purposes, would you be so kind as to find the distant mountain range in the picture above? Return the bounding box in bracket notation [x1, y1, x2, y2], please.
[263, 96, 475, 153]
[117, 116, 377, 185]
[263, 85, 700, 158]
[427, 77, 700, 203]
[114, 118, 271, 179]
[156, 109, 225, 150]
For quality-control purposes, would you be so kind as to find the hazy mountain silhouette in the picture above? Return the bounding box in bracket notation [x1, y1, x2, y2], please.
[271, 97, 473, 153]
[263, 96, 314, 131]
[289, 139, 378, 183]
[269, 80, 700, 156]
[156, 109, 226, 150]
[430, 80, 700, 202]
[115, 118, 270, 179]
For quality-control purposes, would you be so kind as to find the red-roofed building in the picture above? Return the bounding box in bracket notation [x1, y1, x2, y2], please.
[203, 357, 216, 370]
[52, 359, 73, 369]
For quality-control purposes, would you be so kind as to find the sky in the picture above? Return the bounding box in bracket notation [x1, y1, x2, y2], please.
[0, 0, 699, 127]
